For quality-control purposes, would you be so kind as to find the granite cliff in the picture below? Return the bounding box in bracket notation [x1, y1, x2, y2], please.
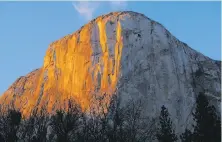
[0, 11, 220, 133]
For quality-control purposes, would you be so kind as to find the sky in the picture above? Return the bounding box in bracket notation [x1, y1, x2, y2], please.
[0, 1, 221, 95]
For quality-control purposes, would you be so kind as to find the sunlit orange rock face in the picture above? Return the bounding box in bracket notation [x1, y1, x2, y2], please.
[0, 12, 125, 117]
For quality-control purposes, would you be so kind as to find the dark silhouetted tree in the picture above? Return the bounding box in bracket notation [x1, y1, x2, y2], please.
[50, 100, 82, 142]
[20, 106, 49, 142]
[0, 109, 21, 142]
[156, 105, 177, 142]
[180, 129, 192, 142]
[192, 92, 221, 142]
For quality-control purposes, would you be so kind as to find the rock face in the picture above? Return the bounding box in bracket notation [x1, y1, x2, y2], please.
[0, 11, 220, 133]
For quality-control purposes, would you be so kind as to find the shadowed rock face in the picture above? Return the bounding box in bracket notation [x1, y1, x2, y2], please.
[0, 11, 220, 133]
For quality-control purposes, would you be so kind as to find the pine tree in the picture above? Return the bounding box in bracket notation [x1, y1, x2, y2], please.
[192, 92, 221, 142]
[156, 105, 177, 142]
[50, 100, 82, 142]
[1, 109, 22, 142]
[180, 129, 192, 142]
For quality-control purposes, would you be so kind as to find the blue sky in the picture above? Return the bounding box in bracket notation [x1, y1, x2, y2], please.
[0, 1, 221, 95]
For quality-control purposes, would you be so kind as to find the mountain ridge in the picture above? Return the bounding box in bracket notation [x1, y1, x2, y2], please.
[0, 11, 220, 133]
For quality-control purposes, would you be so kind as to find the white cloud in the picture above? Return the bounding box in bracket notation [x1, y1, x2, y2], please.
[72, 1, 99, 21]
[72, 1, 128, 21]
[109, 1, 128, 10]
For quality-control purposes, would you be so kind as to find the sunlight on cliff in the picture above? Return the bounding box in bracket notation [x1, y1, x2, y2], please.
[11, 18, 124, 117]
[95, 19, 123, 112]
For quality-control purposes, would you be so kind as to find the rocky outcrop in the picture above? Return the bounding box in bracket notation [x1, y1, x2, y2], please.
[0, 11, 220, 133]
